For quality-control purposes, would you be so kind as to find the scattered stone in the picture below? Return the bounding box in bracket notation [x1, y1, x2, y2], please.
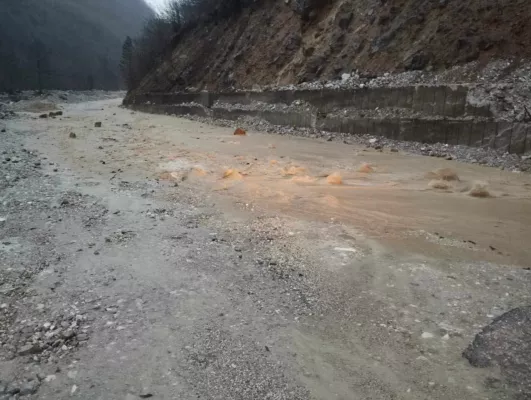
[94, 122, 102, 128]
[139, 388, 153, 398]
[233, 127, 246, 136]
[326, 172, 343, 185]
[18, 343, 42, 356]
[429, 180, 451, 190]
[39, 114, 48, 119]
[421, 332, 435, 339]
[357, 162, 374, 173]
[69, 132, 77, 139]
[334, 247, 357, 253]
[44, 375, 56, 383]
[6, 382, 20, 395]
[222, 168, 243, 180]
[61, 329, 76, 339]
[19, 380, 39, 396]
[77, 333, 89, 341]
[427, 168, 459, 181]
[468, 181, 491, 198]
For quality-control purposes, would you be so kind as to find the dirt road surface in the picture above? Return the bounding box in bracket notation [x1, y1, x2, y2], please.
[1, 96, 530, 399]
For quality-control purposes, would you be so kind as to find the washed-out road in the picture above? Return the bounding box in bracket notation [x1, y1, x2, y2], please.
[1, 95, 530, 400]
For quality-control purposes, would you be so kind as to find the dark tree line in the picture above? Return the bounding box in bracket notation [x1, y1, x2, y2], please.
[120, 0, 253, 91]
[0, 0, 151, 92]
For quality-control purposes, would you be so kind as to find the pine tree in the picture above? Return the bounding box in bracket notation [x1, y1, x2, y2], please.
[120, 36, 134, 90]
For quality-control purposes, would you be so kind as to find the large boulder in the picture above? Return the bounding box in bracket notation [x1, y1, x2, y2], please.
[463, 306, 531, 396]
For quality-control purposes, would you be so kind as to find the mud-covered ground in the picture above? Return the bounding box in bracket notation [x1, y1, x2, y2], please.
[0, 94, 530, 400]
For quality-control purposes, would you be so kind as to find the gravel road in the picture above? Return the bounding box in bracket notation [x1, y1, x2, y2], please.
[0, 95, 530, 399]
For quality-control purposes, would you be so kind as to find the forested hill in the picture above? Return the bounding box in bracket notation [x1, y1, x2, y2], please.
[0, 0, 153, 91]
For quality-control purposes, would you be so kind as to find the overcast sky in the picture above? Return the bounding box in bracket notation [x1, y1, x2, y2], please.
[144, 0, 166, 12]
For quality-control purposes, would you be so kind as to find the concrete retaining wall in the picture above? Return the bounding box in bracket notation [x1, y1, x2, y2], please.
[130, 102, 531, 154]
[125, 85, 492, 118]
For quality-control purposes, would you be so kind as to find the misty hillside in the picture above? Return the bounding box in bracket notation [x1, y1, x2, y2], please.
[0, 0, 153, 91]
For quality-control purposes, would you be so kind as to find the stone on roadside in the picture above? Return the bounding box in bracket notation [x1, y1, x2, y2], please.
[468, 181, 491, 198]
[18, 343, 42, 356]
[233, 128, 246, 136]
[6, 382, 20, 395]
[421, 332, 435, 339]
[61, 329, 75, 339]
[326, 172, 343, 185]
[77, 333, 89, 341]
[19, 380, 39, 396]
[464, 306, 531, 396]
[139, 388, 153, 398]
[357, 162, 374, 173]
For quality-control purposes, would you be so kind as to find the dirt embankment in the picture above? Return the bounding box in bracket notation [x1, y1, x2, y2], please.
[131, 0, 531, 94]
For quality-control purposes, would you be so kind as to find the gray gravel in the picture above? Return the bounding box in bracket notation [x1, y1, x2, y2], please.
[1, 95, 530, 399]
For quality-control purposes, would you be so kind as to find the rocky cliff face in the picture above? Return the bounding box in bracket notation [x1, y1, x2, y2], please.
[130, 0, 531, 94]
[0, 0, 152, 90]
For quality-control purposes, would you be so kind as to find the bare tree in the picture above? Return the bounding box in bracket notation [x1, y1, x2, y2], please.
[120, 36, 135, 90]
[30, 39, 51, 92]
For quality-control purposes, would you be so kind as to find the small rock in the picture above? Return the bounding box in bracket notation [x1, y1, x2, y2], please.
[69, 132, 77, 139]
[6, 382, 20, 395]
[421, 332, 435, 339]
[44, 375, 56, 383]
[94, 122, 102, 128]
[61, 329, 75, 339]
[39, 114, 48, 119]
[77, 333, 89, 341]
[19, 380, 39, 396]
[18, 343, 42, 356]
[139, 388, 153, 398]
